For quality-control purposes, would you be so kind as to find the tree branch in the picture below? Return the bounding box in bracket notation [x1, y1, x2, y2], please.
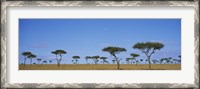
[149, 49, 155, 57]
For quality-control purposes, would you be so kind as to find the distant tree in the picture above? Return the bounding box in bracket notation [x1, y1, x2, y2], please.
[140, 59, 143, 62]
[21, 52, 32, 66]
[100, 57, 109, 64]
[72, 56, 80, 64]
[130, 53, 139, 64]
[72, 60, 75, 64]
[85, 56, 91, 64]
[42, 60, 47, 64]
[178, 55, 181, 59]
[160, 58, 164, 64]
[49, 60, 52, 63]
[91, 56, 100, 64]
[136, 60, 139, 65]
[168, 57, 172, 64]
[27, 54, 36, 65]
[37, 58, 42, 64]
[152, 59, 159, 64]
[112, 60, 115, 64]
[33, 63, 36, 64]
[133, 42, 164, 69]
[51, 49, 67, 67]
[178, 55, 181, 64]
[173, 59, 177, 64]
[126, 58, 134, 64]
[145, 59, 148, 64]
[126, 58, 132, 64]
[102, 46, 126, 70]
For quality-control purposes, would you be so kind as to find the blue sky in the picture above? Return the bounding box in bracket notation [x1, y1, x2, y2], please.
[19, 19, 181, 64]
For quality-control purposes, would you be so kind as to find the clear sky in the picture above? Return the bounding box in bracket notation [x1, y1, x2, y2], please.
[19, 19, 181, 64]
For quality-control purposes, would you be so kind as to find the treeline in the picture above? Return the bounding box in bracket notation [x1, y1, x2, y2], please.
[21, 42, 181, 70]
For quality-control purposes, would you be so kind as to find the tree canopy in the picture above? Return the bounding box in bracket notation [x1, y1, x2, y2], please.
[51, 49, 67, 55]
[102, 46, 126, 55]
[22, 52, 32, 57]
[72, 56, 80, 59]
[130, 53, 139, 58]
[133, 42, 164, 56]
[27, 54, 36, 58]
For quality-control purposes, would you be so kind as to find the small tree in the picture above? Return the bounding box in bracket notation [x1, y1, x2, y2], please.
[140, 59, 143, 64]
[126, 58, 134, 64]
[43, 60, 47, 64]
[133, 42, 164, 69]
[160, 58, 164, 64]
[27, 54, 36, 65]
[178, 55, 181, 64]
[51, 49, 67, 67]
[85, 56, 91, 64]
[130, 53, 139, 64]
[112, 60, 115, 64]
[72, 56, 80, 64]
[102, 46, 126, 70]
[100, 57, 109, 64]
[92, 56, 100, 64]
[49, 60, 52, 64]
[37, 58, 42, 64]
[21, 52, 32, 66]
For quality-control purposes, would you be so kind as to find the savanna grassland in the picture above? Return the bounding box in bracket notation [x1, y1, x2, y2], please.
[19, 64, 181, 70]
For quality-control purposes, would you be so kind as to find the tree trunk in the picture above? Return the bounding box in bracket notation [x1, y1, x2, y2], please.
[113, 54, 120, 70]
[117, 61, 120, 70]
[148, 57, 151, 69]
[30, 58, 32, 65]
[57, 61, 60, 67]
[24, 59, 26, 66]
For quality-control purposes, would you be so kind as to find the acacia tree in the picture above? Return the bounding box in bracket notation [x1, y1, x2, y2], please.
[85, 56, 91, 64]
[130, 53, 139, 64]
[133, 42, 164, 69]
[112, 60, 115, 64]
[160, 58, 164, 64]
[21, 52, 32, 66]
[126, 58, 134, 64]
[72, 56, 80, 64]
[27, 54, 36, 65]
[43, 60, 47, 64]
[178, 55, 181, 64]
[102, 46, 126, 70]
[92, 56, 100, 64]
[51, 49, 67, 67]
[49, 60, 52, 64]
[37, 58, 42, 64]
[100, 57, 109, 64]
[140, 59, 143, 64]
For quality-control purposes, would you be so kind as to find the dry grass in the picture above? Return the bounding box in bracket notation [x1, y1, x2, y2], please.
[19, 64, 181, 70]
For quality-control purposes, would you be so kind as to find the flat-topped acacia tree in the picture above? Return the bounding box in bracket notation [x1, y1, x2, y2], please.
[27, 54, 36, 65]
[126, 58, 133, 64]
[85, 56, 91, 64]
[133, 42, 164, 69]
[92, 56, 100, 64]
[21, 52, 32, 66]
[51, 49, 67, 67]
[37, 58, 42, 64]
[102, 46, 126, 70]
[100, 57, 109, 64]
[72, 56, 80, 64]
[129, 53, 139, 64]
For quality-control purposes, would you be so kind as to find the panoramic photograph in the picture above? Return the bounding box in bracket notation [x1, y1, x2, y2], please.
[19, 19, 181, 70]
